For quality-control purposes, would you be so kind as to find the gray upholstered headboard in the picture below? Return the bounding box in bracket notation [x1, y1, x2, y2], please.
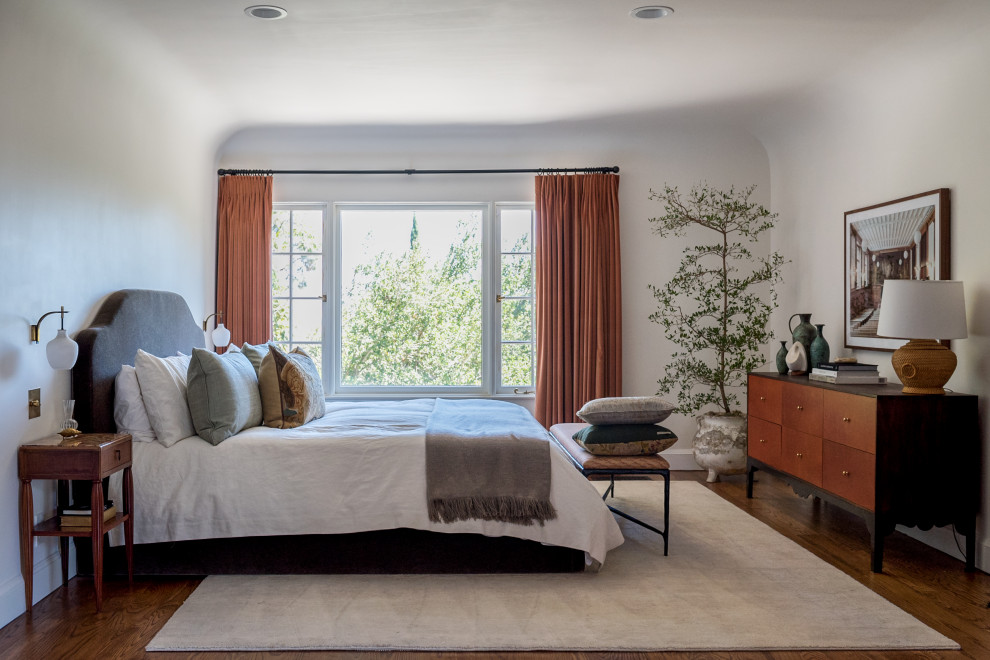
[71, 289, 205, 434]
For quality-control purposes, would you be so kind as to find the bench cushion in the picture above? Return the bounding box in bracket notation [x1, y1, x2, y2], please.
[550, 423, 670, 471]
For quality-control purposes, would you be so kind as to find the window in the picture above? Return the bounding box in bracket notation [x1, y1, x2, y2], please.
[271, 202, 535, 397]
[496, 205, 535, 392]
[271, 205, 326, 373]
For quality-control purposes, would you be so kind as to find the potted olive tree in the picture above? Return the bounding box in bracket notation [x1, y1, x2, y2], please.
[648, 183, 785, 482]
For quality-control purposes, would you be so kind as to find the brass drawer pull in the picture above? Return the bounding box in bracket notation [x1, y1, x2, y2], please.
[759, 396, 766, 401]
[842, 417, 851, 423]
[796, 405, 804, 411]
[842, 470, 850, 476]
[796, 452, 803, 458]
[759, 438, 766, 444]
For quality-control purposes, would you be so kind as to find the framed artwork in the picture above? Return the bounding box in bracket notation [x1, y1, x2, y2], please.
[844, 188, 950, 351]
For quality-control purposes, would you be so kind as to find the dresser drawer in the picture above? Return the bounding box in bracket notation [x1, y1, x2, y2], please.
[748, 375, 781, 424]
[780, 427, 822, 486]
[823, 390, 876, 454]
[823, 440, 875, 510]
[781, 383, 823, 436]
[748, 416, 781, 467]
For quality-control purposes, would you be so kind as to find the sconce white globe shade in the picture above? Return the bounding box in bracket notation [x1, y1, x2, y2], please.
[211, 323, 232, 348]
[46, 329, 79, 369]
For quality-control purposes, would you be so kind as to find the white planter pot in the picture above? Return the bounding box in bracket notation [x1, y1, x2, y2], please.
[692, 412, 748, 483]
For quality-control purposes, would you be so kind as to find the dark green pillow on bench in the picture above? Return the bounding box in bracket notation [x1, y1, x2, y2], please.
[572, 424, 678, 456]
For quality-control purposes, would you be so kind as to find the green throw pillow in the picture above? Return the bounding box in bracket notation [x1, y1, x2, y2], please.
[186, 348, 263, 446]
[239, 342, 270, 375]
[572, 424, 678, 456]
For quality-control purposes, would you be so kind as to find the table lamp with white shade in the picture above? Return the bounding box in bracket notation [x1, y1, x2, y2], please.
[876, 279, 967, 394]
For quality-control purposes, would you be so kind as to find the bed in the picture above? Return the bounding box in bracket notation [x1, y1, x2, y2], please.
[71, 289, 623, 574]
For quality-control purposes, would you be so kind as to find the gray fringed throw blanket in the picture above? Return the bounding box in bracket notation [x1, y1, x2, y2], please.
[426, 399, 557, 526]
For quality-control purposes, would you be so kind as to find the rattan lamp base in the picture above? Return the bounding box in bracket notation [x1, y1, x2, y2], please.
[891, 339, 956, 394]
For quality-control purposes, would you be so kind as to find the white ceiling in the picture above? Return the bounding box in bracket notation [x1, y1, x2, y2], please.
[67, 0, 987, 131]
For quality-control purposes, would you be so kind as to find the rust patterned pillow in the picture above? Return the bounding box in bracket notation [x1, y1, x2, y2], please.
[258, 345, 325, 429]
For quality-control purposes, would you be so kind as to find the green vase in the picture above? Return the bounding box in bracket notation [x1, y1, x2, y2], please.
[789, 313, 816, 360]
[810, 323, 830, 369]
[775, 340, 788, 374]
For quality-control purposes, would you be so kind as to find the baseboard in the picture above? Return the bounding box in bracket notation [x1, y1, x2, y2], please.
[0, 542, 73, 629]
[663, 448, 702, 471]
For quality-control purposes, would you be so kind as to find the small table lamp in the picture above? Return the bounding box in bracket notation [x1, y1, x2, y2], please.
[876, 280, 967, 394]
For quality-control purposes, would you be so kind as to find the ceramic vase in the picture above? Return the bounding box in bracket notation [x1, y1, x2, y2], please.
[788, 313, 816, 360]
[775, 340, 789, 374]
[692, 412, 748, 483]
[785, 341, 808, 373]
[810, 324, 830, 369]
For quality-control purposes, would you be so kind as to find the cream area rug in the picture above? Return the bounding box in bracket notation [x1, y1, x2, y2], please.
[147, 481, 957, 652]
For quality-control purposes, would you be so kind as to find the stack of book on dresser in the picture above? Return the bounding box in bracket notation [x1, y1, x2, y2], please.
[809, 362, 886, 385]
[59, 501, 116, 529]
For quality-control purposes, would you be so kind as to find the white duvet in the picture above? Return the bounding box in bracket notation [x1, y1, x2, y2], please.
[111, 399, 624, 566]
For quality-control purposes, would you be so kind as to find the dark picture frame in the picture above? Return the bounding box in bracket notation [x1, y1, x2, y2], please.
[844, 188, 950, 351]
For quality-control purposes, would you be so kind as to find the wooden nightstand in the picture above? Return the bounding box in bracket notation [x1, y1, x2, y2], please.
[18, 433, 133, 613]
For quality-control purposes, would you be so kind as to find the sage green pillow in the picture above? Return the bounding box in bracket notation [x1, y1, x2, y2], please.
[572, 424, 678, 456]
[239, 342, 270, 375]
[186, 348, 263, 445]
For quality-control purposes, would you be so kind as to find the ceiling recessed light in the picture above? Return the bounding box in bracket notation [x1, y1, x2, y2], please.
[630, 6, 674, 20]
[245, 5, 288, 20]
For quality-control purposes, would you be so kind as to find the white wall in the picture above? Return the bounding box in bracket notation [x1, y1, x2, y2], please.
[219, 119, 772, 469]
[755, 7, 990, 569]
[0, 1, 220, 626]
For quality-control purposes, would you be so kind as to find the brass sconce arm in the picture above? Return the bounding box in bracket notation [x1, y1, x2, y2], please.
[30, 306, 68, 343]
[203, 311, 224, 331]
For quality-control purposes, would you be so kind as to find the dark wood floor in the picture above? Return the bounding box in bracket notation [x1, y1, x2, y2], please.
[1, 470, 988, 660]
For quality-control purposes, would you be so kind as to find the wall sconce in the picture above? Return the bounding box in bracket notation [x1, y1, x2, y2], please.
[31, 306, 79, 370]
[203, 311, 232, 348]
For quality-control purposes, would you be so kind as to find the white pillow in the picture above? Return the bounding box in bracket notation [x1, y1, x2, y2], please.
[134, 349, 194, 447]
[113, 365, 157, 442]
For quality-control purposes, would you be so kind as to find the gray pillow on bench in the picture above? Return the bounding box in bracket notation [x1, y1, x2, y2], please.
[576, 396, 675, 425]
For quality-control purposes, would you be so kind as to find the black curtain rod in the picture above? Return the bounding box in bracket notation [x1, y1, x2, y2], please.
[217, 166, 619, 176]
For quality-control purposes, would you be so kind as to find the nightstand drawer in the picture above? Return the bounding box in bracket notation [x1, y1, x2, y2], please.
[100, 439, 132, 476]
[823, 440, 875, 510]
[780, 427, 822, 486]
[781, 383, 823, 436]
[748, 416, 781, 467]
[748, 375, 781, 424]
[823, 390, 876, 454]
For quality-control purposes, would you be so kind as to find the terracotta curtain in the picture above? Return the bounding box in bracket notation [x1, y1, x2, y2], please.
[216, 174, 273, 348]
[534, 173, 622, 428]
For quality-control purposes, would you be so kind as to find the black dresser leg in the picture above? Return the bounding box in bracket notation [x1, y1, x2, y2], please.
[746, 465, 757, 499]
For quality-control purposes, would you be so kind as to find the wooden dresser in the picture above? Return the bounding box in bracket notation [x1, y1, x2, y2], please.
[746, 372, 978, 573]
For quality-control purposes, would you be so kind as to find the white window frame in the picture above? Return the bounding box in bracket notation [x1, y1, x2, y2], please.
[270, 202, 330, 390]
[493, 202, 536, 395]
[271, 200, 535, 399]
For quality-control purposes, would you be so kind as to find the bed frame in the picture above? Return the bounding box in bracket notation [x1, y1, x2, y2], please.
[70, 289, 583, 575]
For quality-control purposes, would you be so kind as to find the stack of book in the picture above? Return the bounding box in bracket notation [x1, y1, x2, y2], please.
[809, 362, 886, 385]
[59, 501, 117, 529]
